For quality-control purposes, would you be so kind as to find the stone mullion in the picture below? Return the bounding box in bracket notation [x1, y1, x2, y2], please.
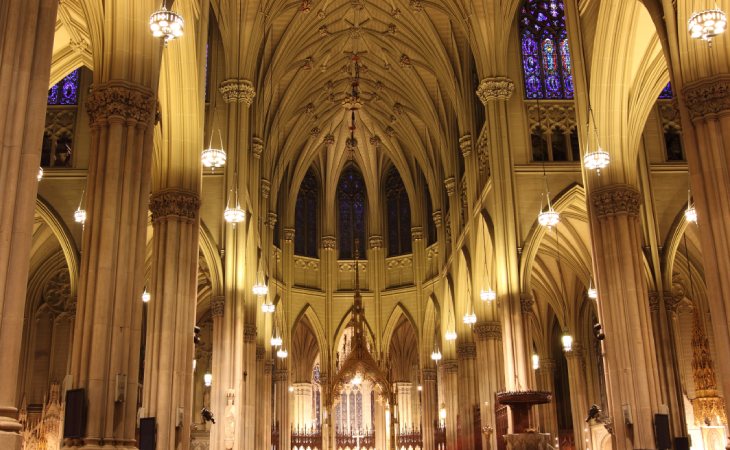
[0, 2, 58, 447]
[564, 346, 588, 450]
[474, 322, 503, 450]
[143, 190, 201, 450]
[476, 77, 529, 392]
[535, 358, 558, 441]
[209, 296, 226, 450]
[590, 184, 663, 449]
[679, 77, 730, 424]
[421, 369, 438, 450]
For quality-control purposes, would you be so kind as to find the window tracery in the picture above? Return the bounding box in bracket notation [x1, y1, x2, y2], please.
[296, 169, 319, 257]
[337, 166, 366, 259]
[385, 167, 412, 256]
[47, 69, 80, 105]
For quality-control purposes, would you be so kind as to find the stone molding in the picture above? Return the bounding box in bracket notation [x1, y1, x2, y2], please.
[441, 359, 459, 373]
[664, 292, 681, 313]
[86, 80, 156, 125]
[432, 210, 443, 226]
[456, 342, 477, 359]
[264, 360, 275, 374]
[422, 368, 437, 381]
[520, 294, 535, 314]
[252, 137, 264, 158]
[274, 369, 289, 382]
[256, 346, 265, 361]
[261, 179, 271, 199]
[474, 321, 502, 341]
[369, 235, 384, 249]
[322, 235, 336, 249]
[444, 177, 456, 196]
[219, 78, 256, 105]
[211, 296, 225, 317]
[459, 134, 472, 157]
[266, 212, 278, 229]
[411, 226, 424, 241]
[149, 188, 201, 223]
[283, 228, 295, 242]
[476, 77, 515, 104]
[590, 184, 641, 219]
[683, 74, 730, 121]
[243, 324, 257, 342]
[648, 291, 661, 313]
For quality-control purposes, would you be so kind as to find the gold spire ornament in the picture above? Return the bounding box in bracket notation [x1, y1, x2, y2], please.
[691, 308, 727, 426]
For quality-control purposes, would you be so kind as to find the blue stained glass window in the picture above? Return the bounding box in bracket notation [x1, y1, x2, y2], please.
[337, 166, 367, 259]
[385, 167, 412, 256]
[659, 82, 673, 99]
[48, 69, 80, 105]
[520, 0, 574, 99]
[295, 169, 319, 257]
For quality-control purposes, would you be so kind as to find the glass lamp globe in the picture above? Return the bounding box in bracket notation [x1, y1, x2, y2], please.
[462, 312, 477, 325]
[480, 288, 496, 302]
[223, 197, 245, 226]
[252, 282, 269, 297]
[538, 207, 560, 229]
[583, 148, 610, 174]
[270, 335, 283, 347]
[74, 207, 87, 224]
[150, 3, 184, 44]
[201, 146, 226, 169]
[685, 205, 698, 224]
[430, 349, 442, 361]
[689, 8, 727, 43]
[261, 302, 275, 313]
[276, 348, 288, 359]
[445, 330, 457, 341]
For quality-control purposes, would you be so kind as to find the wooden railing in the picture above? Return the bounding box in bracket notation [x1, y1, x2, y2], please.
[397, 426, 423, 449]
[434, 421, 446, 450]
[335, 427, 375, 449]
[291, 425, 322, 449]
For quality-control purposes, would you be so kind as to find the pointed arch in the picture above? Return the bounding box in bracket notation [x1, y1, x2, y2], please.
[384, 166, 412, 256]
[382, 303, 419, 354]
[337, 165, 367, 259]
[295, 168, 319, 257]
[35, 196, 79, 297]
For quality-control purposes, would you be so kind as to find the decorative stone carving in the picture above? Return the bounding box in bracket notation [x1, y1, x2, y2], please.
[252, 137, 264, 158]
[369, 135, 382, 147]
[444, 177, 456, 196]
[432, 210, 442, 227]
[283, 228, 295, 242]
[683, 74, 730, 121]
[476, 77, 515, 104]
[520, 294, 535, 314]
[459, 134, 472, 157]
[474, 321, 502, 341]
[387, 23, 397, 35]
[211, 296, 225, 317]
[664, 292, 681, 313]
[40, 270, 73, 317]
[369, 235, 384, 249]
[300, 0, 312, 12]
[274, 369, 289, 382]
[256, 346, 265, 361]
[243, 324, 257, 342]
[385, 126, 395, 137]
[457, 342, 477, 359]
[526, 100, 577, 133]
[648, 291, 661, 313]
[409, 0, 424, 11]
[590, 184, 641, 219]
[411, 227, 424, 241]
[322, 236, 336, 249]
[86, 80, 156, 125]
[310, 127, 321, 137]
[318, 25, 330, 36]
[149, 188, 201, 223]
[219, 78, 256, 105]
[399, 54, 412, 68]
[267, 212, 278, 229]
[441, 359, 458, 373]
[476, 130, 490, 174]
[422, 368, 437, 381]
[261, 179, 271, 199]
[323, 134, 335, 146]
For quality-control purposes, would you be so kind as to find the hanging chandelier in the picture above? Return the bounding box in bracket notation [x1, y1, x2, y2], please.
[480, 288, 496, 302]
[445, 330, 457, 341]
[270, 334, 283, 347]
[37, 167, 43, 181]
[276, 347, 288, 359]
[532, 353, 540, 370]
[561, 332, 573, 352]
[463, 311, 477, 325]
[201, 130, 226, 170]
[587, 286, 598, 300]
[252, 279, 269, 296]
[430, 346, 442, 362]
[141, 288, 151, 303]
[150, 2, 184, 45]
[689, 8, 727, 43]
[583, 147, 610, 174]
[538, 206, 560, 229]
[74, 190, 86, 225]
[224, 188, 245, 226]
[686, 189, 698, 223]
[261, 301, 275, 313]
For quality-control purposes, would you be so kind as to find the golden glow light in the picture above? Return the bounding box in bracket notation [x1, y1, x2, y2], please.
[538, 207, 560, 229]
[445, 330, 457, 341]
[480, 288, 496, 302]
[689, 8, 727, 43]
[37, 167, 43, 181]
[203, 373, 212, 387]
[150, 3, 184, 44]
[74, 207, 87, 224]
[583, 148, 610, 174]
[561, 333, 574, 352]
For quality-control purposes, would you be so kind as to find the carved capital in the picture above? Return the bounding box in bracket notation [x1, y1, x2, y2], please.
[422, 368, 437, 381]
[441, 359, 459, 373]
[564, 344, 584, 360]
[323, 134, 335, 146]
[648, 291, 661, 313]
[252, 137, 264, 158]
[244, 324, 257, 342]
[444, 177, 456, 196]
[456, 342, 477, 359]
[539, 358, 556, 372]
[411, 227, 424, 241]
[211, 296, 225, 317]
[219, 78, 256, 105]
[264, 360, 275, 374]
[476, 77, 515, 104]
[86, 80, 156, 125]
[267, 212, 278, 229]
[322, 235, 336, 250]
[683, 74, 730, 121]
[474, 321, 502, 341]
[432, 210, 443, 227]
[149, 188, 200, 223]
[274, 369, 289, 382]
[590, 184, 641, 219]
[261, 179, 271, 199]
[283, 228, 295, 242]
[459, 134, 472, 157]
[369, 235, 384, 249]
[256, 345, 265, 361]
[520, 294, 535, 314]
[664, 291, 681, 313]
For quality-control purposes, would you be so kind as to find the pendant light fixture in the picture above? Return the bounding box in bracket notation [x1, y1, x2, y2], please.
[37, 167, 43, 181]
[587, 279, 598, 300]
[74, 190, 87, 226]
[462, 284, 477, 325]
[479, 218, 497, 302]
[224, 8, 245, 227]
[202, 129, 227, 170]
[141, 287, 151, 303]
[555, 225, 573, 352]
[685, 188, 698, 224]
[149, 1, 184, 45]
[430, 327, 442, 362]
[582, 106, 610, 174]
[535, 98, 560, 229]
[689, 6, 727, 44]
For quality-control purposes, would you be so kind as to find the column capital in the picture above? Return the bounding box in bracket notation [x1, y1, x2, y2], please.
[520, 294, 535, 314]
[683, 74, 730, 121]
[648, 291, 661, 313]
[476, 77, 515, 104]
[432, 210, 443, 226]
[369, 235, 384, 249]
[274, 369, 289, 382]
[664, 292, 681, 313]
[322, 235, 336, 250]
[266, 212, 278, 229]
[456, 342, 477, 359]
[252, 136, 264, 159]
[590, 184, 641, 219]
[564, 343, 584, 360]
[283, 228, 295, 242]
[256, 345, 265, 361]
[458, 134, 472, 158]
[211, 296, 225, 317]
[261, 179, 271, 199]
[444, 177, 456, 196]
[422, 368, 437, 381]
[219, 78, 256, 105]
[539, 358, 556, 372]
[411, 227, 424, 241]
[474, 321, 502, 341]
[86, 80, 156, 125]
[149, 188, 200, 223]
[244, 324, 257, 342]
[441, 359, 459, 373]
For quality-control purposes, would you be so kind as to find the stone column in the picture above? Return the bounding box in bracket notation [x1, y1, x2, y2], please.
[292, 382, 314, 429]
[421, 368, 438, 450]
[0, 2, 58, 448]
[375, 396, 387, 450]
[474, 321, 504, 450]
[679, 77, 730, 424]
[444, 178, 459, 249]
[457, 342, 478, 450]
[262, 361, 274, 450]
[476, 77, 529, 392]
[459, 134, 479, 209]
[440, 360, 459, 450]
[274, 368, 291, 450]
[69, 79, 158, 449]
[395, 382, 413, 431]
[590, 184, 662, 449]
[209, 296, 226, 450]
[535, 358, 558, 441]
[564, 345, 588, 450]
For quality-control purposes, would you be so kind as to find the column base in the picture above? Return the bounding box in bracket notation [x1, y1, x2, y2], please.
[504, 432, 550, 450]
[0, 431, 22, 450]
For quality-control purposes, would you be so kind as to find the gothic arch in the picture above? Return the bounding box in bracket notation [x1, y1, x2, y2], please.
[291, 303, 328, 369]
[382, 303, 419, 358]
[35, 196, 79, 297]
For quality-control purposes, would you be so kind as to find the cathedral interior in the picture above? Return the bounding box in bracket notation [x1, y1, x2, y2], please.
[3, 0, 730, 449]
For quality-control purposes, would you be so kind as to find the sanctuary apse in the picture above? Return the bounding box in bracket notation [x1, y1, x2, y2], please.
[2, 1, 730, 450]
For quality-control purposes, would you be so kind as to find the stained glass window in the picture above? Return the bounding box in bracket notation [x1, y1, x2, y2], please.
[659, 82, 673, 99]
[520, 0, 574, 99]
[425, 184, 437, 245]
[295, 169, 319, 257]
[356, 392, 363, 431]
[337, 166, 367, 259]
[385, 167, 412, 256]
[47, 69, 80, 105]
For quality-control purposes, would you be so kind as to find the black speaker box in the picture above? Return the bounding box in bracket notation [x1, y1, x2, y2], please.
[63, 389, 86, 439]
[654, 413, 672, 449]
[139, 417, 156, 450]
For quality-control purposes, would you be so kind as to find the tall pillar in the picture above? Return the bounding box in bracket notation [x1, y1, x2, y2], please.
[535, 358, 558, 441]
[274, 368, 290, 450]
[590, 184, 663, 449]
[421, 368, 437, 450]
[0, 1, 58, 448]
[143, 190, 201, 449]
[564, 345, 589, 450]
[395, 383, 413, 431]
[209, 296, 226, 450]
[474, 321, 504, 450]
[476, 77, 529, 392]
[375, 396, 387, 450]
[440, 360, 459, 450]
[457, 343, 478, 450]
[292, 382, 314, 429]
